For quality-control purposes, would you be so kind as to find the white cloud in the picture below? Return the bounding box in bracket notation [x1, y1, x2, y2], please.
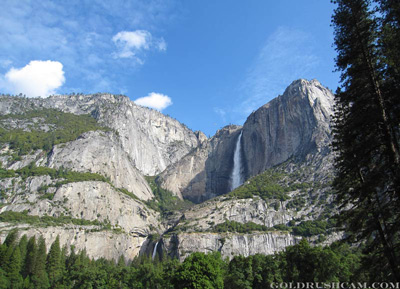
[1, 0, 174, 94]
[2, 60, 65, 97]
[112, 30, 166, 59]
[134, 92, 172, 111]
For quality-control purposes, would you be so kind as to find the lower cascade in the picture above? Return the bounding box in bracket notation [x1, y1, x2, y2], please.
[230, 130, 243, 191]
[152, 242, 159, 260]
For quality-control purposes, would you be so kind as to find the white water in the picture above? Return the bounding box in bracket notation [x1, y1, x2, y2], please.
[152, 242, 158, 260]
[230, 131, 243, 191]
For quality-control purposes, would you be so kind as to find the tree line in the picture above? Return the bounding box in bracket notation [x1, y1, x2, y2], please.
[0, 230, 368, 289]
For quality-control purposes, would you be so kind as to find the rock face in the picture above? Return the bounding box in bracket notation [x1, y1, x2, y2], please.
[0, 176, 161, 261]
[160, 79, 334, 201]
[159, 125, 242, 203]
[1, 179, 160, 235]
[0, 93, 202, 175]
[242, 79, 333, 178]
[0, 79, 337, 262]
[154, 79, 336, 261]
[0, 224, 148, 262]
[163, 232, 299, 261]
[44, 130, 153, 200]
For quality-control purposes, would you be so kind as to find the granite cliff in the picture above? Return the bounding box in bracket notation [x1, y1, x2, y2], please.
[0, 79, 338, 261]
[159, 79, 334, 202]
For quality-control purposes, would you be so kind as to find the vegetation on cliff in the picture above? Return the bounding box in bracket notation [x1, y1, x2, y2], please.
[145, 176, 193, 215]
[0, 231, 367, 288]
[0, 108, 109, 156]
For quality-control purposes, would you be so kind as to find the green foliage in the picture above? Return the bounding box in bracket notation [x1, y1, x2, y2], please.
[212, 219, 334, 237]
[273, 224, 290, 231]
[229, 170, 290, 201]
[332, 0, 400, 280]
[0, 108, 110, 156]
[0, 231, 384, 288]
[0, 210, 104, 228]
[0, 162, 109, 189]
[172, 252, 225, 289]
[228, 168, 313, 202]
[225, 254, 283, 289]
[32, 236, 49, 288]
[0, 168, 16, 178]
[46, 236, 62, 287]
[117, 187, 140, 201]
[145, 176, 193, 214]
[12, 163, 109, 182]
[285, 195, 307, 210]
[291, 220, 329, 237]
[213, 220, 272, 234]
[23, 236, 37, 279]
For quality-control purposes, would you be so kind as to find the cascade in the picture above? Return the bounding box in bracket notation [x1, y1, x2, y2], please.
[230, 131, 243, 191]
[152, 242, 159, 260]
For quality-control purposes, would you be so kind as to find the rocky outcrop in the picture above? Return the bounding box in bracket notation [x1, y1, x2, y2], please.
[176, 196, 295, 231]
[0, 224, 147, 262]
[160, 79, 334, 201]
[1, 180, 161, 235]
[43, 130, 153, 200]
[0, 93, 203, 175]
[163, 232, 300, 261]
[0, 175, 162, 261]
[0, 79, 338, 262]
[159, 125, 241, 203]
[242, 79, 334, 178]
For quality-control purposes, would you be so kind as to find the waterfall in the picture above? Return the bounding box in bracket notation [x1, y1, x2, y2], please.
[152, 242, 158, 260]
[230, 131, 243, 191]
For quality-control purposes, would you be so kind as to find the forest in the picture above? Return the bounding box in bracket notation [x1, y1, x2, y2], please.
[0, 230, 366, 289]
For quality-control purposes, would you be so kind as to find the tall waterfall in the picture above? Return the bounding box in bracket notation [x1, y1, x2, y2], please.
[230, 131, 243, 191]
[152, 242, 159, 260]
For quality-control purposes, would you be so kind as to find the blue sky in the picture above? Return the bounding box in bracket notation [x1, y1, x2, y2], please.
[0, 0, 339, 137]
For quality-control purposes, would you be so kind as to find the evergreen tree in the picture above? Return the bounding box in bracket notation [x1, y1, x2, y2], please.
[173, 252, 225, 289]
[0, 268, 10, 289]
[377, 0, 400, 157]
[59, 244, 67, 286]
[3, 229, 18, 248]
[0, 243, 8, 270]
[18, 235, 28, 268]
[46, 236, 62, 287]
[332, 0, 400, 281]
[23, 236, 37, 279]
[117, 254, 126, 267]
[32, 236, 49, 289]
[224, 255, 253, 289]
[252, 254, 282, 288]
[2, 230, 19, 275]
[7, 246, 23, 289]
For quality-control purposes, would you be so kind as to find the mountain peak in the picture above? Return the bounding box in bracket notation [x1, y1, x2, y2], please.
[283, 78, 334, 118]
[241, 79, 334, 177]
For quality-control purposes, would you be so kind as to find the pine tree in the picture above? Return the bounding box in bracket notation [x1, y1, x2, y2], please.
[3, 229, 18, 248]
[2, 229, 19, 275]
[7, 246, 23, 289]
[46, 236, 62, 287]
[23, 236, 37, 279]
[377, 0, 400, 155]
[0, 268, 10, 289]
[332, 0, 400, 281]
[32, 236, 49, 289]
[18, 235, 28, 267]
